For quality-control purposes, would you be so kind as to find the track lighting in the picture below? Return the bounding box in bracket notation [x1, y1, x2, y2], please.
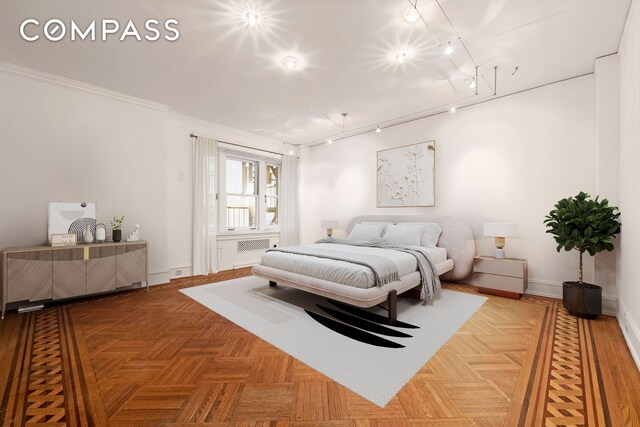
[444, 42, 453, 55]
[375, 125, 381, 133]
[469, 78, 476, 89]
[404, 7, 420, 23]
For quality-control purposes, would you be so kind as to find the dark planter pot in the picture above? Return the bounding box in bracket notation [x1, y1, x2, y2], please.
[112, 230, 122, 243]
[563, 281, 602, 319]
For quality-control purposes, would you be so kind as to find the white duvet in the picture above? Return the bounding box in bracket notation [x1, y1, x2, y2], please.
[260, 243, 448, 289]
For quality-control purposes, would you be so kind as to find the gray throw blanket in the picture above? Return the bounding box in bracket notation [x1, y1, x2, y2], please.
[266, 239, 441, 303]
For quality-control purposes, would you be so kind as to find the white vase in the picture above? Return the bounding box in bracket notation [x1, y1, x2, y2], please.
[83, 224, 93, 244]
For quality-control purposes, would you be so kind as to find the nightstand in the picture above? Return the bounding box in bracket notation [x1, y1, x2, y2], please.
[473, 256, 528, 299]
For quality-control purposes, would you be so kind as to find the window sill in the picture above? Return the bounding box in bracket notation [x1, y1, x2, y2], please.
[217, 230, 280, 240]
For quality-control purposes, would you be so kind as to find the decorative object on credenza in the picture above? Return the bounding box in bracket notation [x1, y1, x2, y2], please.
[48, 202, 96, 243]
[544, 191, 621, 319]
[95, 223, 107, 243]
[127, 224, 140, 242]
[50, 233, 77, 247]
[110, 214, 125, 242]
[82, 224, 94, 244]
[377, 141, 435, 207]
[321, 220, 339, 238]
[483, 223, 517, 259]
[68, 218, 97, 243]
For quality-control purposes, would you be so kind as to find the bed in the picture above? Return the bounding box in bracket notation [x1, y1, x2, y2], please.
[251, 215, 475, 324]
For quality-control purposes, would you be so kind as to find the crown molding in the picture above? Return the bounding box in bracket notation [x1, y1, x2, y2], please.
[167, 111, 284, 148]
[0, 61, 170, 112]
[0, 61, 286, 149]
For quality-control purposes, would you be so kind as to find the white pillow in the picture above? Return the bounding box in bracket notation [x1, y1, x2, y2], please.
[347, 223, 387, 241]
[396, 222, 442, 247]
[382, 224, 423, 246]
[361, 221, 394, 234]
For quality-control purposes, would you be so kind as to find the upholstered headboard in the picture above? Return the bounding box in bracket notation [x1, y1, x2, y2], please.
[346, 215, 476, 282]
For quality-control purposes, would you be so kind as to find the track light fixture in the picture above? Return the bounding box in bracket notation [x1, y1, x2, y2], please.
[375, 125, 382, 133]
[404, 7, 420, 23]
[444, 41, 453, 55]
[469, 78, 476, 89]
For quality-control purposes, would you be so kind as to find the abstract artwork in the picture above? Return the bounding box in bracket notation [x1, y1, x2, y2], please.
[377, 141, 435, 207]
[48, 202, 96, 243]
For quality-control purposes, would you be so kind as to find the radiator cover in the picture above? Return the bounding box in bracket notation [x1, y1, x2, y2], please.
[237, 239, 270, 253]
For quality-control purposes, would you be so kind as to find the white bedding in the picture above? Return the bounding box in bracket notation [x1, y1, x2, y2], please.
[260, 243, 448, 289]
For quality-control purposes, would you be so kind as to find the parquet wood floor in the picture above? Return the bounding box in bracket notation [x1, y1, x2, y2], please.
[1, 268, 639, 426]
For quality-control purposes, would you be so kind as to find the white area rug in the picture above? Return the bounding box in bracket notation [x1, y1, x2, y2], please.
[180, 276, 487, 407]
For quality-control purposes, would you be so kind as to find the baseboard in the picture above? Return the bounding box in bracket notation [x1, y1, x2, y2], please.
[148, 271, 172, 286]
[526, 279, 617, 316]
[617, 300, 640, 370]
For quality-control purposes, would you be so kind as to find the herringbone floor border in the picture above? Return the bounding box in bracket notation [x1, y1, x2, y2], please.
[0, 269, 638, 426]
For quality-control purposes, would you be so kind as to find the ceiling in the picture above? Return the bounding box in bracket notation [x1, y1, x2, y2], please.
[0, 0, 631, 145]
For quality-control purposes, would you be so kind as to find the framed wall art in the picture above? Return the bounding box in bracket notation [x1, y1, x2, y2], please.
[377, 141, 435, 207]
[48, 202, 97, 243]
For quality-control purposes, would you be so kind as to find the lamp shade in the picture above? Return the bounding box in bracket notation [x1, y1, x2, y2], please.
[483, 223, 517, 238]
[321, 220, 339, 229]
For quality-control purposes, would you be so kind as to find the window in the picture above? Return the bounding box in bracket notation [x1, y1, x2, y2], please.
[220, 152, 280, 232]
[225, 158, 257, 229]
[265, 164, 279, 226]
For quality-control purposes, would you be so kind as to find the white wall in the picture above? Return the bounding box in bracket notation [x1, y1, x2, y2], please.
[300, 76, 599, 297]
[617, 0, 640, 367]
[0, 63, 281, 284]
[594, 55, 621, 297]
[0, 66, 168, 277]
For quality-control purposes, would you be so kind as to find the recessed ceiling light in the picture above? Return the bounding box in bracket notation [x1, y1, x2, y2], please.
[282, 56, 298, 70]
[327, 139, 333, 144]
[404, 7, 420, 23]
[444, 42, 453, 55]
[450, 107, 456, 113]
[245, 11, 259, 26]
[375, 125, 382, 133]
[394, 51, 407, 64]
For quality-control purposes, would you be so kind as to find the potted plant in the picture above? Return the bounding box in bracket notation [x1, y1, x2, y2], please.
[110, 214, 125, 242]
[544, 192, 620, 318]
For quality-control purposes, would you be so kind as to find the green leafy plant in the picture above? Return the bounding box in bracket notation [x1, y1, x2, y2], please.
[110, 214, 125, 231]
[544, 192, 620, 283]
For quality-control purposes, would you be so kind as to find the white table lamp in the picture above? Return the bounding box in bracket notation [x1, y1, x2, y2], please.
[483, 223, 517, 259]
[321, 220, 339, 238]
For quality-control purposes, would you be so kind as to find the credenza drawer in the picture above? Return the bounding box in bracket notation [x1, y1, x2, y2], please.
[474, 272, 526, 294]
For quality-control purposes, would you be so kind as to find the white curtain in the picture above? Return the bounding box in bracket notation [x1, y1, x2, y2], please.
[279, 154, 299, 247]
[192, 136, 218, 275]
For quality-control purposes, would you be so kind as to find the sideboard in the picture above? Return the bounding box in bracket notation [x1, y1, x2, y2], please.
[1, 241, 148, 319]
